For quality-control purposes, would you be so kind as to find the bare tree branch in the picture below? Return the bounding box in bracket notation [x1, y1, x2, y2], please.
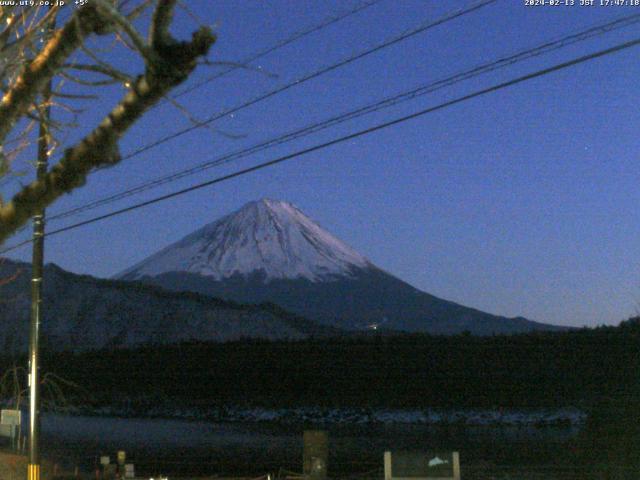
[0, 5, 114, 143]
[93, 0, 158, 64]
[150, 0, 177, 49]
[64, 62, 133, 83]
[126, 0, 155, 21]
[0, 5, 215, 244]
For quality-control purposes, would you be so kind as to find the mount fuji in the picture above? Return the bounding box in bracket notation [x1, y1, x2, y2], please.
[119, 198, 371, 283]
[117, 199, 563, 335]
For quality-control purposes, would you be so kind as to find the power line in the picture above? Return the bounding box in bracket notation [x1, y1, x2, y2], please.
[1, 0, 500, 235]
[119, 0, 498, 161]
[1, 0, 386, 238]
[8, 0, 484, 238]
[7, 0, 499, 235]
[171, 0, 386, 100]
[47, 11, 640, 222]
[2, 35, 638, 255]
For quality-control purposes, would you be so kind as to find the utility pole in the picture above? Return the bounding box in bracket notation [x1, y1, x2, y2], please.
[28, 9, 55, 480]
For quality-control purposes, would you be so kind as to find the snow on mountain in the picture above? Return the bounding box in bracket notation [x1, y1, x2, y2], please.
[116, 199, 566, 335]
[118, 199, 371, 282]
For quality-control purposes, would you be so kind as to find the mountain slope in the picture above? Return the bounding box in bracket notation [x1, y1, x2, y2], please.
[0, 258, 337, 352]
[119, 198, 370, 282]
[118, 199, 564, 335]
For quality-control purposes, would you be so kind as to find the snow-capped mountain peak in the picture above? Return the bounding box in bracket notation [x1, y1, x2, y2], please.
[118, 199, 371, 282]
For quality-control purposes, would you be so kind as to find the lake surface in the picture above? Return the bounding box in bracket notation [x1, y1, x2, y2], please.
[36, 413, 581, 478]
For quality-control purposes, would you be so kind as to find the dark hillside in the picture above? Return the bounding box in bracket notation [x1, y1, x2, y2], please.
[11, 318, 638, 412]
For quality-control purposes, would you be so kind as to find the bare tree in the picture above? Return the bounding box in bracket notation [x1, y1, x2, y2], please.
[1, 365, 87, 410]
[0, 0, 215, 245]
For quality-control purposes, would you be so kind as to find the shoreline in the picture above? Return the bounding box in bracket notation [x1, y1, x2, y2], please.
[44, 405, 586, 427]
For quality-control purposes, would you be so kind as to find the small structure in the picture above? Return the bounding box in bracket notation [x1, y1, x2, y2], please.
[0, 409, 21, 451]
[100, 451, 135, 479]
[384, 451, 460, 480]
[124, 463, 135, 478]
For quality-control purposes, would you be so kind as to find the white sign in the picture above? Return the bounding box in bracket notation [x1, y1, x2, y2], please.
[1, 409, 21, 426]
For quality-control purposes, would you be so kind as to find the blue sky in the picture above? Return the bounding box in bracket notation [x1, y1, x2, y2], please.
[5, 0, 640, 327]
